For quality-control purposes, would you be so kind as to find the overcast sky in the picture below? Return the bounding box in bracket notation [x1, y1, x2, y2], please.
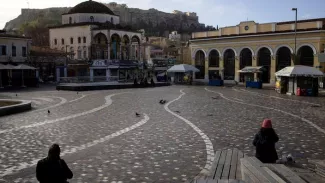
[1, 0, 324, 29]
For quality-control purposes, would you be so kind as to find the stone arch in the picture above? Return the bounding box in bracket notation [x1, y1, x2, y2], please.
[208, 49, 220, 67]
[239, 48, 253, 82]
[223, 49, 236, 80]
[111, 33, 121, 59]
[297, 45, 314, 67]
[207, 48, 221, 58]
[274, 44, 293, 55]
[276, 46, 292, 71]
[256, 46, 274, 56]
[297, 43, 317, 55]
[131, 35, 140, 44]
[222, 47, 237, 57]
[192, 49, 207, 59]
[195, 50, 205, 79]
[93, 33, 108, 44]
[257, 47, 272, 83]
[238, 47, 255, 57]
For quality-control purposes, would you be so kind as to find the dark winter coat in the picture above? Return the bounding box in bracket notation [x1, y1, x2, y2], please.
[36, 157, 73, 183]
[253, 128, 279, 163]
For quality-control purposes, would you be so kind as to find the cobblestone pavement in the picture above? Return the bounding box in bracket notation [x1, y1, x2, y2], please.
[0, 86, 325, 182]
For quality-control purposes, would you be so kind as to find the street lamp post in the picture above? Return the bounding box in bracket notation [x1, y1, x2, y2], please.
[291, 8, 298, 95]
[292, 8, 297, 65]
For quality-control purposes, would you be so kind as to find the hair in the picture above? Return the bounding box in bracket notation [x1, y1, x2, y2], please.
[48, 144, 61, 159]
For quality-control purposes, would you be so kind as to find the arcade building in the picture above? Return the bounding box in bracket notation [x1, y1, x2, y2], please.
[49, 0, 144, 82]
[190, 18, 325, 84]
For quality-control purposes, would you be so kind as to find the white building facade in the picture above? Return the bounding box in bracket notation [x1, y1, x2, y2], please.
[49, 0, 144, 81]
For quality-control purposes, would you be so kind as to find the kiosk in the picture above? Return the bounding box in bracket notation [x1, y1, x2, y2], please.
[238, 66, 265, 89]
[275, 65, 324, 96]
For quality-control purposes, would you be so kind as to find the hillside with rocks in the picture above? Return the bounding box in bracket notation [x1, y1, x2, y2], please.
[4, 2, 215, 46]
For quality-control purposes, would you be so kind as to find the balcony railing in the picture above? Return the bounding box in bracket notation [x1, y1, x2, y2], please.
[59, 76, 119, 83]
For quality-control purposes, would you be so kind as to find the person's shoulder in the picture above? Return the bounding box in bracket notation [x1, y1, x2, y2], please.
[37, 157, 48, 165]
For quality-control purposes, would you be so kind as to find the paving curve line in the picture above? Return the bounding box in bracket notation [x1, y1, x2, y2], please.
[68, 94, 87, 103]
[234, 87, 321, 106]
[0, 114, 150, 178]
[33, 96, 67, 112]
[205, 88, 325, 135]
[164, 89, 215, 177]
[0, 92, 129, 135]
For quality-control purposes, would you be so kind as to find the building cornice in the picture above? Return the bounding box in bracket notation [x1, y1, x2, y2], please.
[190, 29, 325, 42]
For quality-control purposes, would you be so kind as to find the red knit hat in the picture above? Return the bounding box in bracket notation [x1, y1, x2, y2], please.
[262, 119, 272, 128]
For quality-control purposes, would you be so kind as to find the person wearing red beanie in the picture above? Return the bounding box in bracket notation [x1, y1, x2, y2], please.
[253, 119, 279, 163]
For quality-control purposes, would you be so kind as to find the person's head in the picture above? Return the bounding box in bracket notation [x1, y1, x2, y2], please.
[262, 119, 272, 129]
[48, 144, 61, 159]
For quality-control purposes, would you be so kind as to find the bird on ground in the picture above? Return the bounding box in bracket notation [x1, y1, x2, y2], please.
[212, 97, 218, 99]
[159, 100, 167, 104]
[135, 112, 140, 117]
[77, 92, 79, 94]
[174, 111, 180, 113]
[16, 94, 18, 97]
[48, 110, 50, 114]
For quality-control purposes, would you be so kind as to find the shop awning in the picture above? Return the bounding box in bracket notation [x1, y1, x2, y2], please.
[275, 65, 324, 77]
[238, 66, 264, 73]
[167, 64, 200, 73]
[13, 64, 37, 70]
[0, 64, 15, 70]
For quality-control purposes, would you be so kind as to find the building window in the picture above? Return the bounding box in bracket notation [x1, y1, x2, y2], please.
[96, 51, 100, 59]
[12, 46, 16, 57]
[61, 38, 65, 45]
[69, 17, 72, 24]
[0, 46, 6, 55]
[83, 37, 86, 43]
[54, 39, 57, 45]
[70, 37, 73, 44]
[97, 37, 101, 44]
[22, 47, 27, 57]
[90, 16, 94, 22]
[83, 50, 87, 59]
[78, 37, 81, 44]
[111, 17, 114, 24]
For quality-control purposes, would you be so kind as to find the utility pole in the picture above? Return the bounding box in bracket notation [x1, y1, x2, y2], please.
[292, 8, 298, 65]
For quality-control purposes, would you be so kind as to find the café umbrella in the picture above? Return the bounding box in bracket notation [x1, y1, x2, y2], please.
[167, 64, 200, 73]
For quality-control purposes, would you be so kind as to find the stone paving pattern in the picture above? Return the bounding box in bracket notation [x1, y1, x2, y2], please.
[0, 86, 325, 182]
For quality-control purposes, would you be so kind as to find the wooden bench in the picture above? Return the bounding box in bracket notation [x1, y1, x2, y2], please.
[241, 157, 306, 183]
[192, 149, 246, 183]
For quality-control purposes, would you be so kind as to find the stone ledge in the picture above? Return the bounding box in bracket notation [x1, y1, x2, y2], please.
[0, 99, 32, 117]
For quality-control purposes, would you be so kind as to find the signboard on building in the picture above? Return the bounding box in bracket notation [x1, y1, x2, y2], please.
[92, 60, 107, 67]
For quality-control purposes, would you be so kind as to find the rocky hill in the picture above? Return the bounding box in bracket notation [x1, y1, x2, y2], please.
[4, 2, 211, 35]
[4, 2, 215, 46]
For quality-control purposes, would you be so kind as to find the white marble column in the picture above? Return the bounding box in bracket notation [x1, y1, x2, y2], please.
[64, 67, 67, 77]
[90, 68, 94, 82]
[139, 45, 142, 61]
[106, 69, 111, 81]
[107, 43, 111, 60]
[119, 44, 122, 60]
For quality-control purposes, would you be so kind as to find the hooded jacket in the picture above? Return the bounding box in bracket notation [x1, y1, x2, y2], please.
[253, 128, 279, 163]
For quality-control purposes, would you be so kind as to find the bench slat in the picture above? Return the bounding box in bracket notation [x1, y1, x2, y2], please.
[241, 161, 260, 183]
[214, 150, 227, 179]
[236, 151, 244, 180]
[265, 164, 306, 183]
[209, 151, 222, 179]
[229, 149, 238, 179]
[222, 150, 233, 179]
[241, 158, 276, 182]
[194, 178, 207, 183]
[262, 167, 286, 183]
